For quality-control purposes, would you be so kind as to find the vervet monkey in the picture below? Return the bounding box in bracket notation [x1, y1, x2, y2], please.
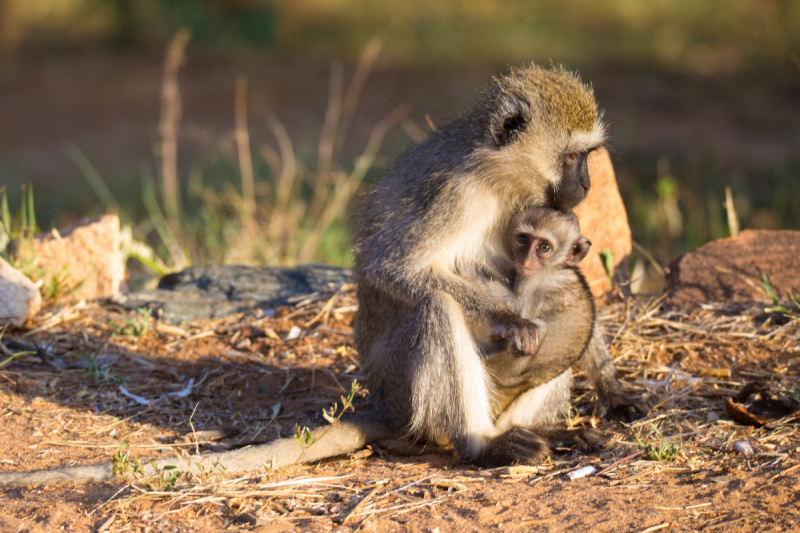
[353, 64, 637, 466]
[480, 207, 594, 419]
[0, 65, 639, 486]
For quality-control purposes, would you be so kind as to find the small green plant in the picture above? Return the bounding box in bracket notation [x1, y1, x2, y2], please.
[625, 422, 682, 462]
[110, 307, 151, 337]
[599, 247, 614, 291]
[0, 325, 35, 373]
[759, 269, 798, 316]
[75, 353, 124, 384]
[289, 380, 362, 467]
[112, 445, 182, 491]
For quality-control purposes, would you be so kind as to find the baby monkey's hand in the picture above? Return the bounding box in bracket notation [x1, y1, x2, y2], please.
[490, 312, 540, 356]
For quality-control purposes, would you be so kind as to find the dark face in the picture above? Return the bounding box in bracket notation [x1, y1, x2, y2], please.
[547, 150, 592, 210]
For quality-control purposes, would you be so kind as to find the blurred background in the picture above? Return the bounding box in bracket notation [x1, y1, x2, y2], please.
[0, 0, 798, 291]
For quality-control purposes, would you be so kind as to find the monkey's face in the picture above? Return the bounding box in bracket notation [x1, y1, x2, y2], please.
[474, 66, 606, 210]
[512, 231, 559, 276]
[513, 230, 591, 277]
[509, 206, 592, 276]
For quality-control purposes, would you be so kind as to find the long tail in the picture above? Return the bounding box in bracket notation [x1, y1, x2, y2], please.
[0, 414, 394, 488]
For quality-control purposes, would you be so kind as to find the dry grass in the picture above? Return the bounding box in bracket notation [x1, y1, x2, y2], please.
[1, 293, 799, 530]
[141, 35, 409, 270]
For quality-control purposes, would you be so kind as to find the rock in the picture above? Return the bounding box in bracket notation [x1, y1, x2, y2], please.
[119, 264, 351, 323]
[574, 147, 632, 297]
[12, 215, 125, 301]
[0, 256, 42, 327]
[664, 229, 800, 308]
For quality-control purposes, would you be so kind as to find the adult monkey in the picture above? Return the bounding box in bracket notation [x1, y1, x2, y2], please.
[353, 64, 639, 466]
[0, 65, 638, 487]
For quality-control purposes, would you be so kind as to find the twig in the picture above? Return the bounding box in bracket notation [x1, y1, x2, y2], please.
[235, 74, 256, 241]
[159, 27, 191, 258]
[595, 451, 644, 476]
[342, 481, 387, 524]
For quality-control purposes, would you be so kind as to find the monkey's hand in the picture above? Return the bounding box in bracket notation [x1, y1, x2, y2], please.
[489, 312, 540, 356]
[539, 427, 606, 453]
[594, 390, 646, 423]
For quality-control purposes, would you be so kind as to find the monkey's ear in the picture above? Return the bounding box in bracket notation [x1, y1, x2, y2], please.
[490, 96, 531, 147]
[567, 237, 591, 266]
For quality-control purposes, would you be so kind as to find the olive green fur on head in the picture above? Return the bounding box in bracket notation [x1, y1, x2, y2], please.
[493, 65, 598, 133]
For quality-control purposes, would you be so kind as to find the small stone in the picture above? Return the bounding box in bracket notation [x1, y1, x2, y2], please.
[0, 256, 42, 327]
[664, 229, 800, 308]
[286, 326, 302, 340]
[11, 214, 124, 301]
[566, 465, 597, 480]
[574, 147, 632, 297]
[733, 440, 754, 458]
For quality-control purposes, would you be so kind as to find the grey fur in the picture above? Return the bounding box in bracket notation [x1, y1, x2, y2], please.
[352, 65, 617, 465]
[480, 207, 596, 417]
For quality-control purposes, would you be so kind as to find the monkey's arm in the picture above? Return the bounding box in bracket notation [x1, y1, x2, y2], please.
[0, 414, 394, 488]
[581, 326, 645, 422]
[361, 261, 540, 355]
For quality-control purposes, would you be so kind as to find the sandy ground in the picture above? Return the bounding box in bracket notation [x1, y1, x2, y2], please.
[1, 291, 799, 532]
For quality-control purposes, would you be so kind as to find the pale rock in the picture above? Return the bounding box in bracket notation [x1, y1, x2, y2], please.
[12, 214, 125, 301]
[0, 256, 42, 327]
[574, 147, 632, 297]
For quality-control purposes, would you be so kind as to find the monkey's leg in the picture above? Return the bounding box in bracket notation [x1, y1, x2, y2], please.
[582, 325, 644, 422]
[375, 292, 549, 467]
[494, 370, 573, 431]
[0, 414, 392, 488]
[494, 371, 604, 453]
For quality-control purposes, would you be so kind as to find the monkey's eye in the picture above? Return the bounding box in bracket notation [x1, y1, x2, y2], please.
[537, 242, 552, 254]
[564, 152, 578, 165]
[516, 235, 529, 246]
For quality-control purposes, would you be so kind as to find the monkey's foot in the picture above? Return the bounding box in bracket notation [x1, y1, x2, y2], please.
[473, 428, 550, 468]
[595, 391, 646, 423]
[538, 427, 606, 453]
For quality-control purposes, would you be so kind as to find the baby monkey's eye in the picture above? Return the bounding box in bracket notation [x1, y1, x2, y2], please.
[516, 235, 529, 246]
[537, 242, 552, 253]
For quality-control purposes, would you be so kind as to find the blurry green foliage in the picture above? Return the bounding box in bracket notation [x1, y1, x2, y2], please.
[4, 0, 798, 72]
[2, 0, 798, 274]
[623, 152, 800, 266]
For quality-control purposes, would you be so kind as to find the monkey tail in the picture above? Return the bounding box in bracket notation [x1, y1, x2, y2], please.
[0, 414, 395, 488]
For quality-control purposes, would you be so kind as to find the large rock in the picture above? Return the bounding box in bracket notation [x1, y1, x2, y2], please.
[0, 256, 42, 327]
[574, 147, 632, 297]
[119, 264, 351, 323]
[664, 229, 800, 307]
[12, 215, 125, 301]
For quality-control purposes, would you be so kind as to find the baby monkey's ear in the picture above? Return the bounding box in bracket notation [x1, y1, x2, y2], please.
[567, 237, 592, 266]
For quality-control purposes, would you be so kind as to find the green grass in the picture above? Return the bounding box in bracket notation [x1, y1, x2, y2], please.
[112, 445, 182, 490]
[76, 353, 125, 385]
[759, 269, 800, 316]
[625, 422, 682, 462]
[110, 307, 151, 338]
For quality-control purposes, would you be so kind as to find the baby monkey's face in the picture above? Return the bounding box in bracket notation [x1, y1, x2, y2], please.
[510, 217, 591, 277]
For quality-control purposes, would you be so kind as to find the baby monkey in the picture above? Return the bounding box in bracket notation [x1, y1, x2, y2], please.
[479, 207, 595, 421]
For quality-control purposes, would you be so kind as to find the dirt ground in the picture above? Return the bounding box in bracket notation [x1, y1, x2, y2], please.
[1, 290, 799, 533]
